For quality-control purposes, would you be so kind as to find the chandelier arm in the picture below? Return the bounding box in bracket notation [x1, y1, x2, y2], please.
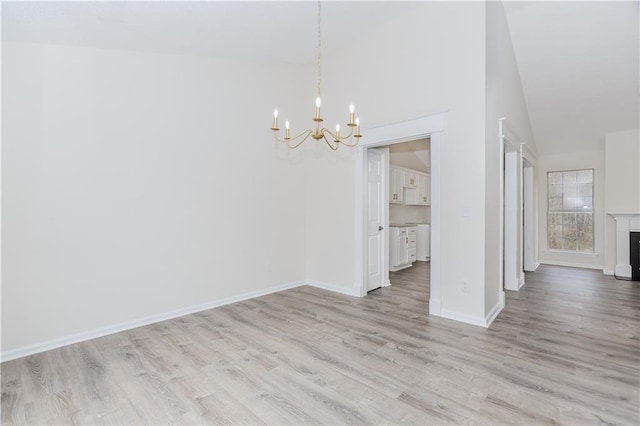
[287, 131, 314, 149]
[340, 135, 358, 148]
[321, 132, 339, 151]
[272, 129, 313, 144]
[322, 125, 354, 141]
[338, 137, 359, 148]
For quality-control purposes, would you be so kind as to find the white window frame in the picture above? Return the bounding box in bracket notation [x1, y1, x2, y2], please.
[546, 168, 595, 253]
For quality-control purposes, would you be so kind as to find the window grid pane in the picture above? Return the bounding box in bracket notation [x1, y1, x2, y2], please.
[547, 169, 594, 253]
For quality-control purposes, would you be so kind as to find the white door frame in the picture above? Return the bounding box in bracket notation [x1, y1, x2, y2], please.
[504, 148, 520, 291]
[354, 113, 445, 317]
[499, 118, 537, 292]
[522, 146, 538, 272]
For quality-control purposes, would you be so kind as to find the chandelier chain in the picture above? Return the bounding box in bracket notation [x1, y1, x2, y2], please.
[317, 0, 321, 96]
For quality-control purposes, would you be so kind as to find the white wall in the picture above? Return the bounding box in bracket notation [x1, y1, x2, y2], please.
[305, 2, 489, 321]
[604, 129, 640, 274]
[537, 150, 605, 269]
[485, 2, 536, 310]
[2, 42, 308, 355]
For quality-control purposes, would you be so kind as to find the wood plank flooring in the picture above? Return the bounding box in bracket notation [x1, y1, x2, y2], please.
[2, 263, 639, 424]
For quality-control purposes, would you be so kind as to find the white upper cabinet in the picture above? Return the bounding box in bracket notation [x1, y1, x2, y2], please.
[392, 165, 430, 206]
[403, 171, 418, 188]
[417, 173, 430, 205]
[390, 168, 404, 204]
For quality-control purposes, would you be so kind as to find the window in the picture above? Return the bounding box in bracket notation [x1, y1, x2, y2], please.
[547, 169, 594, 252]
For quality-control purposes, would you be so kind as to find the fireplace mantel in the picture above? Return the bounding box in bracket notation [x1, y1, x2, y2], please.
[609, 212, 640, 278]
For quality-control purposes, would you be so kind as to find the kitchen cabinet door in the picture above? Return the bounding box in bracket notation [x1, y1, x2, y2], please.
[390, 168, 404, 204]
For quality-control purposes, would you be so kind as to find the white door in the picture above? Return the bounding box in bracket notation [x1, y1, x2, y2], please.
[366, 149, 385, 291]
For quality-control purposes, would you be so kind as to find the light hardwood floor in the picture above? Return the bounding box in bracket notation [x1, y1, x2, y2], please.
[2, 263, 639, 425]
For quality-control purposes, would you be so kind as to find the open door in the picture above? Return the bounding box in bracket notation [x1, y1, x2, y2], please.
[366, 149, 386, 291]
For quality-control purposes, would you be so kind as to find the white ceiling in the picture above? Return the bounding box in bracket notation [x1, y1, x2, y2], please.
[3, 1, 638, 156]
[1, 1, 421, 64]
[503, 1, 639, 155]
[389, 139, 431, 172]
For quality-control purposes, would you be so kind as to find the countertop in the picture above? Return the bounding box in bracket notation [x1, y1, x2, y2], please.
[390, 223, 429, 227]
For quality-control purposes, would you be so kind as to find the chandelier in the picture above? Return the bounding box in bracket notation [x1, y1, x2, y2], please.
[270, 0, 362, 150]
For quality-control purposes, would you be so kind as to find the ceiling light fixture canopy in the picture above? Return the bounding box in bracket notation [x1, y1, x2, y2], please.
[270, 0, 361, 150]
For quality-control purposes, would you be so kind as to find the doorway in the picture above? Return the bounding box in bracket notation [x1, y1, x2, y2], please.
[366, 139, 431, 293]
[499, 117, 537, 293]
[354, 113, 445, 317]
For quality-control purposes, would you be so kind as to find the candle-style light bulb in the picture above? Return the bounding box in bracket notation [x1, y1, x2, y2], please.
[349, 104, 355, 113]
[349, 103, 355, 125]
[355, 117, 360, 126]
[355, 116, 361, 137]
[272, 108, 279, 130]
[285, 120, 290, 139]
[274, 109, 278, 118]
[336, 124, 340, 133]
[315, 97, 322, 120]
[285, 120, 290, 129]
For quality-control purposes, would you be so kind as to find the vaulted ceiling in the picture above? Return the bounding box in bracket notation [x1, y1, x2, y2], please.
[503, 1, 639, 155]
[1, 1, 420, 64]
[3, 1, 638, 156]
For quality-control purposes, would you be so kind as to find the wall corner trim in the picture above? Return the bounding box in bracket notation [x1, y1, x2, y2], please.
[485, 295, 505, 327]
[1, 280, 306, 363]
[429, 298, 442, 316]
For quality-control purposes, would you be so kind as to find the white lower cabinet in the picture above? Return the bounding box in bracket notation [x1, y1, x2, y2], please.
[390, 226, 417, 271]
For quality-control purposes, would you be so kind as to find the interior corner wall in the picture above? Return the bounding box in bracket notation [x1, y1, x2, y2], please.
[485, 1, 537, 311]
[537, 149, 606, 269]
[604, 129, 640, 274]
[1, 42, 308, 355]
[305, 2, 488, 320]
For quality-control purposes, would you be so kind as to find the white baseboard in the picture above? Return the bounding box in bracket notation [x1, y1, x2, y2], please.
[539, 260, 604, 270]
[439, 309, 487, 328]
[603, 268, 614, 276]
[436, 294, 504, 329]
[517, 275, 525, 290]
[1, 280, 305, 363]
[485, 294, 505, 327]
[523, 261, 540, 272]
[305, 280, 360, 297]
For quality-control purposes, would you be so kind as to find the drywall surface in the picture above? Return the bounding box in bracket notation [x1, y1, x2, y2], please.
[2, 42, 308, 354]
[305, 2, 489, 320]
[537, 150, 605, 269]
[484, 1, 537, 311]
[389, 205, 430, 225]
[604, 129, 640, 274]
